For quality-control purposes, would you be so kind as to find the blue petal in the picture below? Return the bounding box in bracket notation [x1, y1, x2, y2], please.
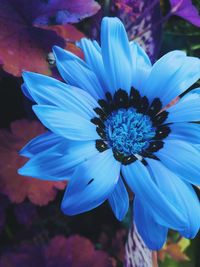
[155, 140, 200, 185]
[101, 17, 132, 94]
[21, 83, 34, 102]
[22, 72, 98, 120]
[179, 87, 200, 103]
[130, 41, 151, 67]
[166, 95, 200, 123]
[146, 158, 200, 238]
[61, 149, 121, 215]
[18, 141, 98, 181]
[134, 197, 168, 250]
[130, 41, 152, 95]
[18, 149, 71, 181]
[77, 38, 107, 91]
[143, 51, 200, 107]
[33, 105, 99, 141]
[167, 123, 200, 144]
[53, 46, 104, 99]
[19, 132, 65, 158]
[108, 177, 129, 221]
[122, 161, 187, 230]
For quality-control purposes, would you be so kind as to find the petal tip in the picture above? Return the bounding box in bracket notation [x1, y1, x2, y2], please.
[18, 167, 26, 176]
[32, 105, 43, 118]
[61, 200, 76, 216]
[19, 147, 31, 158]
[52, 45, 63, 57]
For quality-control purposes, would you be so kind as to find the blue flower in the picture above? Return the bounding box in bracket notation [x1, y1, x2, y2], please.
[18, 17, 200, 250]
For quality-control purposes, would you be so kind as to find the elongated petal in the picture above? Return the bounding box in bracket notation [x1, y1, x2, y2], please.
[101, 17, 132, 94]
[61, 149, 121, 215]
[77, 38, 107, 91]
[122, 161, 187, 230]
[166, 96, 200, 123]
[18, 149, 71, 181]
[20, 132, 65, 158]
[155, 140, 200, 185]
[21, 83, 34, 102]
[179, 87, 200, 103]
[108, 177, 129, 221]
[167, 123, 200, 144]
[146, 159, 200, 238]
[22, 72, 98, 120]
[130, 41, 151, 68]
[33, 105, 99, 141]
[160, 56, 200, 106]
[143, 51, 200, 106]
[143, 51, 185, 99]
[18, 141, 98, 181]
[53, 46, 104, 99]
[130, 41, 152, 95]
[134, 197, 168, 250]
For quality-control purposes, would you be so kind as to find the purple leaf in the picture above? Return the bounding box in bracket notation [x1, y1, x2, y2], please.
[33, 0, 101, 25]
[170, 0, 200, 27]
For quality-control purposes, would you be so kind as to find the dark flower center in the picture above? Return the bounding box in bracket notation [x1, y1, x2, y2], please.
[91, 88, 170, 165]
[104, 108, 155, 155]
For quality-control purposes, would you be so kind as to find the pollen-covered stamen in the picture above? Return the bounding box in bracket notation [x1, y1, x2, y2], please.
[98, 99, 111, 114]
[146, 141, 164, 152]
[113, 150, 137, 165]
[153, 125, 171, 140]
[104, 108, 155, 156]
[147, 98, 162, 117]
[96, 127, 106, 139]
[140, 150, 160, 160]
[96, 139, 108, 152]
[137, 96, 149, 114]
[129, 87, 141, 108]
[152, 111, 169, 126]
[94, 107, 107, 120]
[105, 92, 113, 104]
[91, 117, 105, 129]
[113, 89, 129, 109]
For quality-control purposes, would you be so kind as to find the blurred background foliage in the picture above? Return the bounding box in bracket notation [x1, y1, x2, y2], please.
[0, 0, 200, 266]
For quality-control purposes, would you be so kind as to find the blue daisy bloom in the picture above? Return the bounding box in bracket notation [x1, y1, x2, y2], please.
[18, 17, 200, 250]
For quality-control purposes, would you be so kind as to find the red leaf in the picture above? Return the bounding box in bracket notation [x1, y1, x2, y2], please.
[0, 119, 66, 206]
[47, 24, 85, 58]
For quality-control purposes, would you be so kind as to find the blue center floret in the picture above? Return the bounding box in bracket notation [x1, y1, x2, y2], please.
[104, 108, 155, 156]
[93, 89, 170, 164]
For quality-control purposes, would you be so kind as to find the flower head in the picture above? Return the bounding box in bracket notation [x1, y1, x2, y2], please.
[19, 17, 200, 250]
